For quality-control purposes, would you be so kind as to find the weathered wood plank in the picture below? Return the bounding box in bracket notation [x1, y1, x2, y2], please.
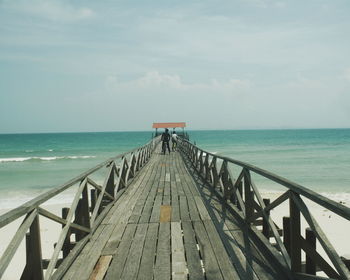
[202, 219, 241, 279]
[160, 205, 172, 223]
[150, 194, 163, 223]
[187, 195, 201, 221]
[104, 223, 137, 280]
[171, 194, 181, 222]
[171, 222, 187, 279]
[193, 221, 224, 280]
[154, 222, 171, 280]
[163, 195, 171, 205]
[193, 196, 211, 221]
[182, 221, 205, 280]
[120, 223, 148, 279]
[137, 223, 159, 280]
[89, 255, 113, 280]
[179, 196, 191, 222]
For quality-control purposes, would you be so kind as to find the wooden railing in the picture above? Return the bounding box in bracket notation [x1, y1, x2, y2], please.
[0, 137, 159, 280]
[179, 139, 350, 280]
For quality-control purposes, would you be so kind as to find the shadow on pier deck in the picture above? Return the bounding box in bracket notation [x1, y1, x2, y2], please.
[63, 149, 282, 280]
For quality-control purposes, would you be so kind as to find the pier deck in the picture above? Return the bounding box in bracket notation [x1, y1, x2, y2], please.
[62, 150, 281, 280]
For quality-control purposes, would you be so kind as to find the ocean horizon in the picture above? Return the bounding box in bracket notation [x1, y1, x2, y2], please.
[1, 128, 349, 209]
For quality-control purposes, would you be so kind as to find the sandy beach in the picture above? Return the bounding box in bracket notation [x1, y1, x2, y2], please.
[262, 191, 350, 276]
[0, 203, 69, 280]
[1, 192, 349, 279]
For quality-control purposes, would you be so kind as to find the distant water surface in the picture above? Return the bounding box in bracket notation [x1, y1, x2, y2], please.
[189, 129, 350, 194]
[0, 129, 349, 209]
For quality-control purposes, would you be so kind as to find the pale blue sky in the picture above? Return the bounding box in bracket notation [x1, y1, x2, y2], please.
[1, 0, 350, 133]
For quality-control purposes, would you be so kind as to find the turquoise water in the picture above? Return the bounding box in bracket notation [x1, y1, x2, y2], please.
[189, 129, 350, 193]
[0, 129, 349, 209]
[0, 132, 152, 208]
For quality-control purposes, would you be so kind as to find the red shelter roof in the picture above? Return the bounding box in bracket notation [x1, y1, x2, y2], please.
[152, 122, 186, 129]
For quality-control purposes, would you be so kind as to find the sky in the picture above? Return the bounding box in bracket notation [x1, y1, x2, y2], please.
[1, 0, 350, 133]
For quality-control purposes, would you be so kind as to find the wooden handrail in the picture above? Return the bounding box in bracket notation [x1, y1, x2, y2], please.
[181, 139, 350, 221]
[179, 139, 350, 279]
[0, 136, 160, 279]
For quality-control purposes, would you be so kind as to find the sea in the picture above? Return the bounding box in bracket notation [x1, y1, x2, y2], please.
[0, 129, 350, 210]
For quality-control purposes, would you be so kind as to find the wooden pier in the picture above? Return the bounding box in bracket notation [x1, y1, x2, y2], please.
[1, 136, 350, 279]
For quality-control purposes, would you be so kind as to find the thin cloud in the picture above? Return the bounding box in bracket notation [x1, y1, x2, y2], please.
[344, 68, 350, 82]
[105, 71, 252, 95]
[2, 0, 95, 22]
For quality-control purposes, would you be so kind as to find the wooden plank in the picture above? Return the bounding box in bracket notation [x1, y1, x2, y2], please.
[165, 173, 171, 182]
[179, 196, 190, 222]
[176, 180, 185, 196]
[139, 180, 158, 223]
[128, 199, 146, 224]
[104, 223, 137, 280]
[120, 223, 148, 279]
[160, 205, 172, 223]
[164, 182, 171, 196]
[187, 195, 201, 221]
[154, 222, 171, 280]
[150, 194, 163, 223]
[202, 220, 240, 279]
[51, 235, 90, 280]
[193, 221, 224, 280]
[193, 196, 211, 221]
[63, 225, 106, 279]
[171, 181, 179, 198]
[102, 157, 156, 225]
[69, 224, 115, 280]
[182, 221, 205, 280]
[163, 195, 171, 205]
[89, 255, 113, 280]
[171, 222, 187, 279]
[137, 223, 159, 280]
[171, 194, 180, 222]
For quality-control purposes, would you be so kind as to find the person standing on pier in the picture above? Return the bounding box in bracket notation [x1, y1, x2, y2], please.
[172, 131, 178, 151]
[161, 128, 171, 154]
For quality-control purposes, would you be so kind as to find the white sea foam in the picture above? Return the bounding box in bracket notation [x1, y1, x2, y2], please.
[0, 156, 96, 163]
[0, 157, 31, 162]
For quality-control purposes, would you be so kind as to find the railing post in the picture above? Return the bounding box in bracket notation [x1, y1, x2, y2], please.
[283, 216, 291, 255]
[244, 169, 254, 222]
[237, 181, 243, 211]
[204, 154, 210, 181]
[62, 207, 71, 258]
[198, 151, 204, 174]
[21, 214, 44, 280]
[75, 184, 90, 241]
[106, 164, 115, 197]
[211, 157, 218, 188]
[262, 198, 270, 238]
[290, 193, 302, 272]
[221, 160, 229, 198]
[81, 185, 90, 230]
[90, 189, 97, 213]
[305, 227, 316, 275]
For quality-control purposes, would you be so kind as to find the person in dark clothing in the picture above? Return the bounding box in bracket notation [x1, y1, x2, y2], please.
[161, 128, 171, 154]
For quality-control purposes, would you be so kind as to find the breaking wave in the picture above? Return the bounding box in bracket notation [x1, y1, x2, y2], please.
[0, 156, 96, 163]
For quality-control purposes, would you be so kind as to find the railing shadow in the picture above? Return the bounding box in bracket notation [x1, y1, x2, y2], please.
[179, 138, 350, 280]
